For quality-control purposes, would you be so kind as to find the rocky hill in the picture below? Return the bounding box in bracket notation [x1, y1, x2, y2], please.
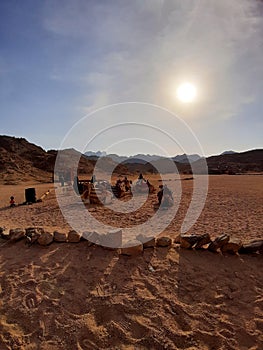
[0, 136, 128, 184]
[0, 136, 262, 184]
[0, 136, 55, 184]
[206, 149, 263, 174]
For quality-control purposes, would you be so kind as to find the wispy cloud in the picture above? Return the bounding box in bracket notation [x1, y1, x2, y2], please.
[42, 0, 263, 123]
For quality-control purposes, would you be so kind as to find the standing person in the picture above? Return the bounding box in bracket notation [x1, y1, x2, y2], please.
[59, 173, 65, 187]
[91, 175, 96, 183]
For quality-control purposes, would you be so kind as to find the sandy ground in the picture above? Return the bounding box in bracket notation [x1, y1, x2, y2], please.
[0, 175, 263, 349]
[0, 175, 262, 241]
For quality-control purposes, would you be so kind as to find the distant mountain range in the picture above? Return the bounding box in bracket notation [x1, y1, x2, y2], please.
[0, 135, 262, 184]
[84, 151, 203, 164]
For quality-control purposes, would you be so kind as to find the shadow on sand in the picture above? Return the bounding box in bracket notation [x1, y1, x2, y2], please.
[0, 241, 262, 349]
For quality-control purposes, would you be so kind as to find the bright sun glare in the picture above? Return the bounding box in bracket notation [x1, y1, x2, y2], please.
[176, 82, 197, 103]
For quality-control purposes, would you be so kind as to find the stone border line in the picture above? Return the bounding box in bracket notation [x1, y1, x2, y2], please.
[0, 227, 262, 257]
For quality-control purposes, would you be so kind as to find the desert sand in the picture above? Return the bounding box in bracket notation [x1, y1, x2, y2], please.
[0, 175, 262, 349]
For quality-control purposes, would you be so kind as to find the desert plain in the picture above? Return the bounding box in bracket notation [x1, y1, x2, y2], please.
[0, 174, 262, 349]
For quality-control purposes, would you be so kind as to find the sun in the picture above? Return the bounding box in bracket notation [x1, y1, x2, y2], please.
[176, 82, 197, 103]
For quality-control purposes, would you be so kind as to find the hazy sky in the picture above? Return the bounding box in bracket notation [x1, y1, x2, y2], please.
[0, 0, 262, 156]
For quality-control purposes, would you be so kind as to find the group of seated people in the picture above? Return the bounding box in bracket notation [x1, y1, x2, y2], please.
[115, 176, 132, 192]
[75, 173, 174, 208]
[115, 173, 173, 207]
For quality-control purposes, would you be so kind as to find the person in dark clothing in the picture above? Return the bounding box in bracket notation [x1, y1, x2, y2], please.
[91, 175, 96, 183]
[162, 185, 174, 207]
[124, 177, 131, 192]
[157, 185, 163, 205]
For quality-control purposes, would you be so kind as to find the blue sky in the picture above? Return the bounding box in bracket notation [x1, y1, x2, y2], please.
[0, 0, 262, 156]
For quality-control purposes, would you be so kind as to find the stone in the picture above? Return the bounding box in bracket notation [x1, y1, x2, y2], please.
[53, 231, 67, 242]
[136, 234, 156, 248]
[174, 234, 181, 244]
[25, 227, 44, 246]
[121, 240, 143, 256]
[102, 229, 122, 248]
[195, 233, 212, 249]
[221, 239, 242, 254]
[37, 231, 53, 246]
[26, 227, 44, 235]
[82, 231, 100, 245]
[143, 237, 156, 249]
[9, 228, 26, 242]
[180, 235, 200, 249]
[239, 240, 263, 254]
[208, 234, 230, 252]
[0, 227, 9, 240]
[156, 236, 172, 247]
[68, 230, 82, 243]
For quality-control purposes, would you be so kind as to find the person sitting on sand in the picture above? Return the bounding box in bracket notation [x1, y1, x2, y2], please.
[10, 196, 15, 207]
[137, 173, 146, 185]
[161, 185, 173, 208]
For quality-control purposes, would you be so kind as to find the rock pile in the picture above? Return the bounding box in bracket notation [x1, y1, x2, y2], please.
[0, 227, 262, 256]
[180, 233, 263, 255]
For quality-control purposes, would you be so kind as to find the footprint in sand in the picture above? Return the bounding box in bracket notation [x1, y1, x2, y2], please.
[23, 293, 40, 309]
[78, 337, 100, 350]
[37, 280, 64, 300]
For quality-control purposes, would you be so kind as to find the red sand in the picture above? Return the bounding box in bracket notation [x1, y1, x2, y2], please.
[0, 175, 262, 349]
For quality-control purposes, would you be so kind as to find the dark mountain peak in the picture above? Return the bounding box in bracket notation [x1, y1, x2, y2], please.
[221, 150, 237, 155]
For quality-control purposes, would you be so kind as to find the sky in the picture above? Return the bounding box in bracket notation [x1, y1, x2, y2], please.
[0, 0, 262, 156]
